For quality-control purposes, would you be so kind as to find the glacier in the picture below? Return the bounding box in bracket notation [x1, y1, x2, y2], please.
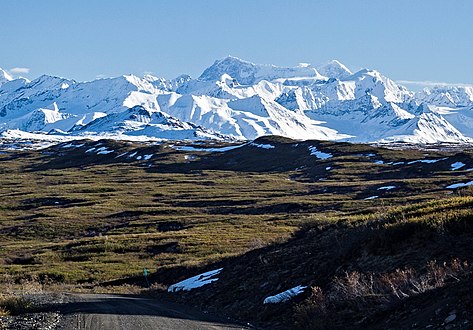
[1, 56, 473, 144]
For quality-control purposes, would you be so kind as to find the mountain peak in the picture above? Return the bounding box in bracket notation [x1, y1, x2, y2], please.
[348, 68, 378, 78]
[199, 56, 323, 85]
[0, 68, 13, 84]
[198, 56, 258, 84]
[218, 55, 253, 65]
[317, 60, 352, 79]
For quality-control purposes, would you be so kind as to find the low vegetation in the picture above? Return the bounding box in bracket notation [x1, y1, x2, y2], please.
[0, 296, 32, 316]
[1, 136, 473, 328]
[295, 259, 470, 329]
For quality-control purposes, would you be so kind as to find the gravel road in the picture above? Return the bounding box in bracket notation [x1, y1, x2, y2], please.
[54, 293, 250, 330]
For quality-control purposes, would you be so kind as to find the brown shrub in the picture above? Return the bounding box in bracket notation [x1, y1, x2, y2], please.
[295, 259, 470, 329]
[0, 296, 32, 316]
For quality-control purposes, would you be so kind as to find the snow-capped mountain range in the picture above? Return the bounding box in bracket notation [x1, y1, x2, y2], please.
[1, 56, 473, 143]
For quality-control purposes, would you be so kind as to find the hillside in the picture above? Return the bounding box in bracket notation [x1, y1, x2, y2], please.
[1, 136, 473, 328]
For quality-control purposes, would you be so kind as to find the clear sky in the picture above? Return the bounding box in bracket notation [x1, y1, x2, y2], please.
[1, 0, 472, 87]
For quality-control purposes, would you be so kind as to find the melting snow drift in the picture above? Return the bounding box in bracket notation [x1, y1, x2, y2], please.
[378, 186, 396, 190]
[263, 285, 307, 304]
[168, 268, 223, 292]
[407, 158, 447, 164]
[451, 162, 466, 170]
[250, 143, 275, 149]
[446, 181, 473, 189]
[308, 146, 332, 159]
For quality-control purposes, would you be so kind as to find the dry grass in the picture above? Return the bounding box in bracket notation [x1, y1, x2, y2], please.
[294, 259, 471, 329]
[0, 296, 32, 316]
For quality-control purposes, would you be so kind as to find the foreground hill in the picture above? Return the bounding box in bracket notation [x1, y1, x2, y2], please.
[1, 57, 473, 143]
[1, 136, 473, 328]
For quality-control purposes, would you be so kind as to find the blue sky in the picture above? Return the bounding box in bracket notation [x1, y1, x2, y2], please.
[1, 0, 472, 86]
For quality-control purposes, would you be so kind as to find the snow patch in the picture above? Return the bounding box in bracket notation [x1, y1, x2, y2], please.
[451, 162, 466, 171]
[378, 186, 396, 190]
[446, 181, 473, 189]
[263, 285, 307, 304]
[172, 144, 245, 153]
[61, 143, 79, 148]
[250, 143, 275, 149]
[61, 143, 84, 149]
[115, 152, 127, 158]
[407, 157, 447, 165]
[96, 147, 114, 155]
[143, 154, 153, 160]
[308, 146, 332, 159]
[364, 196, 379, 200]
[168, 268, 223, 292]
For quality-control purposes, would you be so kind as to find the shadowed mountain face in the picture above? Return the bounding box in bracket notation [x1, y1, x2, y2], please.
[1, 57, 473, 143]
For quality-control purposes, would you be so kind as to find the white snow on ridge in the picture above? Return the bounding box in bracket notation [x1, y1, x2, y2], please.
[263, 285, 307, 304]
[364, 196, 379, 200]
[168, 268, 223, 292]
[308, 146, 332, 159]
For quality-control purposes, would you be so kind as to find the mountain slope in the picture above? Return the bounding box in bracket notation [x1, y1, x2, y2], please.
[0, 58, 473, 143]
[417, 86, 473, 107]
[76, 105, 224, 140]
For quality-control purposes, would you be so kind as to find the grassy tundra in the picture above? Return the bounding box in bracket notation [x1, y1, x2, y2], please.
[1, 136, 473, 328]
